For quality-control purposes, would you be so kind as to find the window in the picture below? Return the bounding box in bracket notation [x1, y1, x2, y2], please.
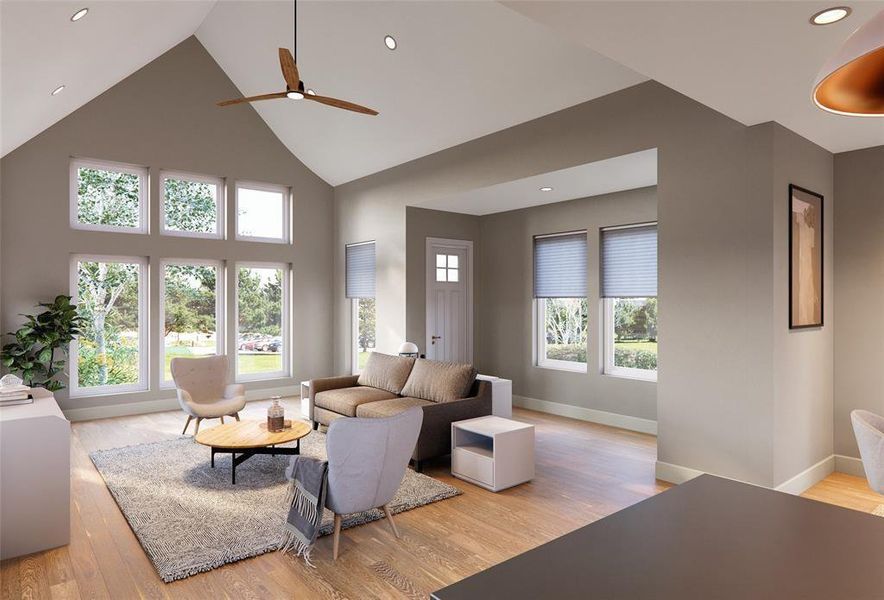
[235, 182, 289, 242]
[236, 263, 289, 380]
[601, 223, 658, 380]
[346, 242, 376, 373]
[70, 255, 147, 395]
[161, 171, 223, 238]
[71, 158, 148, 233]
[435, 253, 459, 282]
[533, 231, 588, 372]
[160, 260, 223, 386]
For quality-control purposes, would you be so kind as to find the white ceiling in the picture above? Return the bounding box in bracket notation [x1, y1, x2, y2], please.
[505, 1, 884, 154]
[0, 1, 216, 157]
[414, 149, 658, 216]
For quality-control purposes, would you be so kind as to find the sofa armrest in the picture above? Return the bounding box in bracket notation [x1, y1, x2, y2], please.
[414, 381, 492, 461]
[308, 375, 361, 421]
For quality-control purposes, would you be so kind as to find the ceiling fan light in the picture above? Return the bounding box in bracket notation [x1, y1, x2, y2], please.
[71, 7, 88, 21]
[384, 35, 397, 50]
[810, 7, 851, 26]
[286, 90, 305, 100]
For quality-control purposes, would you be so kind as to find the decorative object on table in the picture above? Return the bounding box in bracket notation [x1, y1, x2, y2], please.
[850, 409, 884, 493]
[267, 396, 285, 432]
[170, 355, 246, 435]
[789, 185, 824, 329]
[89, 429, 460, 582]
[0, 295, 83, 392]
[813, 9, 884, 116]
[398, 341, 420, 358]
[280, 455, 328, 565]
[0, 374, 32, 406]
[451, 416, 534, 492]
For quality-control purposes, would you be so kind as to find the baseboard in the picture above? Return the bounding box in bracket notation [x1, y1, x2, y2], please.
[774, 455, 835, 495]
[655, 461, 704, 484]
[62, 385, 300, 422]
[834, 454, 866, 477]
[513, 395, 657, 435]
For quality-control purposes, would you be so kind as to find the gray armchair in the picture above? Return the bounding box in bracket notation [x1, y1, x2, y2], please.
[325, 407, 423, 559]
[170, 355, 246, 435]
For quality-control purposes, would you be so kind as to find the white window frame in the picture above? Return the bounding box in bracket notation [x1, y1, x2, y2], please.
[234, 261, 291, 381]
[159, 170, 225, 239]
[70, 158, 149, 234]
[234, 181, 291, 244]
[603, 297, 658, 382]
[534, 298, 588, 373]
[159, 259, 225, 388]
[69, 254, 149, 397]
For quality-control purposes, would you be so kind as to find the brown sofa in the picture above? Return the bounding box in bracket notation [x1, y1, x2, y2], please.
[309, 353, 491, 471]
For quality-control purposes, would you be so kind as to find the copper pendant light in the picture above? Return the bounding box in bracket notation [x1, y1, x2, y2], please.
[813, 9, 884, 116]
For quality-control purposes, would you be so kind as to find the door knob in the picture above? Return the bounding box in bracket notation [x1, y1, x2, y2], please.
[431, 335, 442, 345]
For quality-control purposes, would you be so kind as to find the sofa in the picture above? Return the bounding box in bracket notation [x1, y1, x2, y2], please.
[309, 353, 491, 471]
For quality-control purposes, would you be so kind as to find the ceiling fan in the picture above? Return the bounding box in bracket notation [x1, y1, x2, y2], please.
[216, 0, 378, 115]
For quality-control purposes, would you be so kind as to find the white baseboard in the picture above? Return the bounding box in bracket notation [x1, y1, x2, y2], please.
[655, 461, 704, 484]
[774, 455, 835, 495]
[834, 454, 866, 478]
[62, 385, 300, 422]
[513, 395, 657, 435]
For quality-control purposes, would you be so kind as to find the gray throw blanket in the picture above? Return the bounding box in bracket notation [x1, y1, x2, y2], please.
[280, 455, 328, 565]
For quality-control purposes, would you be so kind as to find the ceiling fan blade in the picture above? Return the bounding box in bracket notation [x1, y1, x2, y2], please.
[217, 92, 287, 107]
[278, 48, 300, 90]
[305, 94, 378, 115]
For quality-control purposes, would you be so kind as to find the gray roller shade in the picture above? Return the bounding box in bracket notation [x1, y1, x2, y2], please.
[601, 224, 657, 298]
[533, 232, 587, 298]
[346, 242, 375, 298]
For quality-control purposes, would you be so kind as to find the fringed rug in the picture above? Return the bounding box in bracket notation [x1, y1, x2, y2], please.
[873, 504, 884, 517]
[90, 430, 460, 582]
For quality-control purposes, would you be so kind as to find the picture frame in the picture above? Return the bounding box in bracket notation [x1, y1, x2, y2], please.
[788, 184, 823, 329]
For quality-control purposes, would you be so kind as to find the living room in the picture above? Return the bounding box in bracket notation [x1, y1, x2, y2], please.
[1, 1, 882, 598]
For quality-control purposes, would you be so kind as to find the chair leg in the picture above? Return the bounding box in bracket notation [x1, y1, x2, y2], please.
[220, 415, 225, 424]
[382, 505, 400, 539]
[194, 417, 203, 436]
[312, 420, 319, 431]
[182, 415, 193, 435]
[234, 412, 240, 422]
[332, 514, 342, 560]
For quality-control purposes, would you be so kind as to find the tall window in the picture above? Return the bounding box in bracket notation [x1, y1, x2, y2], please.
[71, 158, 147, 233]
[346, 241, 376, 373]
[601, 223, 658, 380]
[70, 255, 147, 395]
[236, 264, 289, 380]
[160, 261, 222, 385]
[534, 231, 588, 372]
[161, 171, 223, 238]
[235, 182, 289, 243]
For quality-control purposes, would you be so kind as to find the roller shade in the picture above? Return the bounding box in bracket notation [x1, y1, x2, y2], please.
[601, 224, 657, 298]
[533, 231, 587, 298]
[346, 241, 375, 298]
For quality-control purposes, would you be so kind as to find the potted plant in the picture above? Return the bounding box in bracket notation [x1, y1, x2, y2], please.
[1, 295, 84, 392]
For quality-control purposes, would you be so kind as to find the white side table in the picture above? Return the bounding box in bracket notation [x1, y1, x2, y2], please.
[476, 375, 513, 418]
[300, 380, 311, 419]
[451, 416, 534, 492]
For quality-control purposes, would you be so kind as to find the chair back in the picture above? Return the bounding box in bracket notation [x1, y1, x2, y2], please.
[170, 355, 229, 404]
[851, 409, 884, 493]
[325, 408, 423, 515]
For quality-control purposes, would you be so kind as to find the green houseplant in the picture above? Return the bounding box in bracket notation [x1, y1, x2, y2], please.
[1, 295, 84, 392]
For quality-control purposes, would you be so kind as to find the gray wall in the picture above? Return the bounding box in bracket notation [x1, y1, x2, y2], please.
[0, 37, 335, 412]
[833, 145, 884, 460]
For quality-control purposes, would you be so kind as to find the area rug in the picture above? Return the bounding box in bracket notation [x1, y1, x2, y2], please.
[90, 431, 460, 582]
[874, 504, 884, 517]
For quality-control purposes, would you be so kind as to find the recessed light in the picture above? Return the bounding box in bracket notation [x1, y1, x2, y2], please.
[306, 89, 316, 96]
[286, 90, 305, 100]
[70, 7, 88, 22]
[540, 186, 553, 192]
[384, 35, 397, 50]
[51, 85, 65, 96]
[810, 7, 851, 25]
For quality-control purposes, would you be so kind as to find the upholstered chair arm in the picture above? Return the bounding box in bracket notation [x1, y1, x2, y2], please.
[309, 375, 360, 422]
[176, 388, 195, 413]
[224, 383, 245, 399]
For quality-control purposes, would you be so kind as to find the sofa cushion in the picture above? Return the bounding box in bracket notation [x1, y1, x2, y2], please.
[400, 359, 478, 403]
[356, 397, 432, 418]
[314, 386, 397, 417]
[356, 352, 415, 395]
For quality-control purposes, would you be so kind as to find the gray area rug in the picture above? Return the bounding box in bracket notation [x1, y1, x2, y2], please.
[90, 430, 460, 582]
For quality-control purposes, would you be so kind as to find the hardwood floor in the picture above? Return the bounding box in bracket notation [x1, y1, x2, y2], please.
[1, 401, 880, 599]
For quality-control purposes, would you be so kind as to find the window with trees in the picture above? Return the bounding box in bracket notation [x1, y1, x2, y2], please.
[346, 242, 376, 373]
[235, 182, 289, 243]
[161, 171, 223, 238]
[160, 261, 222, 385]
[601, 224, 658, 380]
[71, 159, 147, 233]
[70, 256, 146, 396]
[533, 232, 588, 372]
[236, 264, 289, 380]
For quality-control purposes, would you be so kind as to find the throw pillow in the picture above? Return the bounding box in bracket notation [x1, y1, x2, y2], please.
[400, 359, 477, 403]
[357, 352, 415, 395]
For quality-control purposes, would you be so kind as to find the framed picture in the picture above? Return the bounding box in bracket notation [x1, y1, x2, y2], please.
[789, 184, 823, 329]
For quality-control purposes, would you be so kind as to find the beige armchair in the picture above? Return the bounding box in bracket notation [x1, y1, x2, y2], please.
[170, 355, 246, 435]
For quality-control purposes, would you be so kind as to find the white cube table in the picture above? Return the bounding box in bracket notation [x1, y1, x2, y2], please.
[451, 416, 534, 492]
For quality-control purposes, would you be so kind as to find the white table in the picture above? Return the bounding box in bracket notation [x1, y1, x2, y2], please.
[451, 416, 534, 492]
[476, 375, 513, 418]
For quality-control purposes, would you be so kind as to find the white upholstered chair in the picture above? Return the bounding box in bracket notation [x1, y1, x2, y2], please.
[324, 407, 423, 559]
[170, 355, 246, 435]
[851, 409, 884, 494]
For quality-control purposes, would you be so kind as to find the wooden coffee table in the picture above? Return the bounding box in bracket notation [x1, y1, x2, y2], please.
[195, 420, 312, 484]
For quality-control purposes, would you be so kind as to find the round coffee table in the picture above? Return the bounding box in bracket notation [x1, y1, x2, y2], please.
[195, 419, 312, 484]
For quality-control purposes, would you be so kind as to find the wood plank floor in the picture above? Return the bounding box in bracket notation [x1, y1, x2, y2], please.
[1, 400, 880, 599]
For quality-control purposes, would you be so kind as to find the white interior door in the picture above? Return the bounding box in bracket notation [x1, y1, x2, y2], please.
[426, 238, 472, 363]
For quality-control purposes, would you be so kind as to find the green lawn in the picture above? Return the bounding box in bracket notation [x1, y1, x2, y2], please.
[358, 351, 371, 370]
[163, 347, 281, 379]
[614, 340, 658, 353]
